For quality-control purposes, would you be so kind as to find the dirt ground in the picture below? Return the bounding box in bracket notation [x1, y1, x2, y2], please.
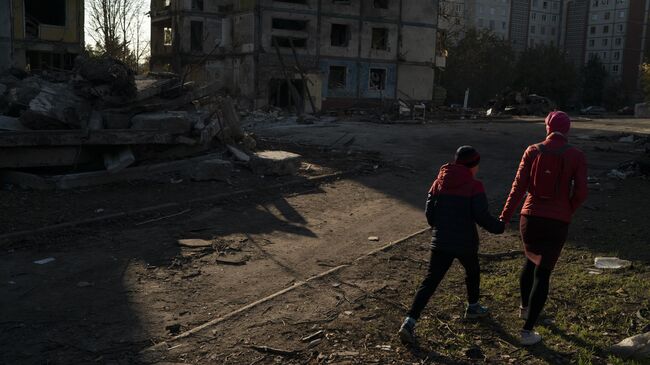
[1, 116, 649, 365]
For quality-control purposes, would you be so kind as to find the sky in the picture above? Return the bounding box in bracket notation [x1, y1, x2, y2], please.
[83, 0, 151, 50]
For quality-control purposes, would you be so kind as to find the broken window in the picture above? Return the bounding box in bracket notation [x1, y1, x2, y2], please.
[192, 0, 204, 10]
[272, 18, 308, 31]
[25, 0, 65, 27]
[371, 28, 388, 50]
[164, 27, 173, 46]
[373, 0, 389, 9]
[328, 66, 346, 89]
[271, 36, 307, 48]
[191, 21, 204, 52]
[369, 68, 386, 91]
[330, 24, 350, 47]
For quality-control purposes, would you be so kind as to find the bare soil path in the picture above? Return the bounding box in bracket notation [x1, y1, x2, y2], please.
[1, 117, 648, 364]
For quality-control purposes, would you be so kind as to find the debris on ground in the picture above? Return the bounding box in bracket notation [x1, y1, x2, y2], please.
[0, 56, 306, 189]
[610, 331, 650, 359]
[488, 88, 556, 116]
[619, 135, 636, 143]
[594, 257, 632, 269]
[33, 257, 55, 265]
[607, 161, 641, 180]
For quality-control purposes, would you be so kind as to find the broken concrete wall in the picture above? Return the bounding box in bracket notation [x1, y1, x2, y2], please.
[320, 17, 360, 58]
[359, 62, 397, 99]
[232, 12, 255, 53]
[11, 0, 84, 71]
[261, 11, 318, 55]
[401, 1, 438, 24]
[0, 0, 11, 72]
[362, 0, 400, 20]
[400, 25, 436, 63]
[397, 64, 435, 100]
[320, 59, 358, 99]
[259, 0, 319, 11]
[321, 0, 362, 15]
[360, 21, 399, 60]
[176, 16, 223, 54]
[233, 55, 256, 97]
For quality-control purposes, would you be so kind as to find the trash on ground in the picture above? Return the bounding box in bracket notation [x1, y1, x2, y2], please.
[368, 236, 380, 242]
[33, 257, 55, 265]
[301, 330, 325, 342]
[610, 331, 650, 359]
[619, 135, 635, 143]
[594, 257, 632, 269]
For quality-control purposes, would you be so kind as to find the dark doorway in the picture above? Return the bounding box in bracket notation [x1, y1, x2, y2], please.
[268, 78, 306, 111]
[190, 21, 204, 52]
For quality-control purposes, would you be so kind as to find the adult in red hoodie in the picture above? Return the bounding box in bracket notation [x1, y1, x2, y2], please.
[500, 111, 588, 346]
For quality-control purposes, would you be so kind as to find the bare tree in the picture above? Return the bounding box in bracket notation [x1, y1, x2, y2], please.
[86, 0, 150, 72]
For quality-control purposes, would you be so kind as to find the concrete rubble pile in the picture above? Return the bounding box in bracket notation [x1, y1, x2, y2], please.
[0, 56, 296, 190]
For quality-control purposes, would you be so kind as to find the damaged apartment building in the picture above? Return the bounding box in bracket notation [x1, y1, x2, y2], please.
[150, 0, 439, 111]
[0, 0, 84, 72]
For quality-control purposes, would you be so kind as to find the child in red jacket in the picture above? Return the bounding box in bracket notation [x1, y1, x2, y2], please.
[398, 146, 505, 345]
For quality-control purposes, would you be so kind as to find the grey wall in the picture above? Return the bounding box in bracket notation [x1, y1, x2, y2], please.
[0, 0, 12, 71]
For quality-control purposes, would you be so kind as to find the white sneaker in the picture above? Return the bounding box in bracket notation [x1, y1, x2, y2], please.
[519, 306, 529, 320]
[520, 330, 542, 346]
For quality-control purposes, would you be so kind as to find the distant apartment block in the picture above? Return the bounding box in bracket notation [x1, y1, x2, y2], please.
[527, 0, 562, 46]
[561, 0, 589, 66]
[467, 0, 511, 38]
[508, 0, 562, 50]
[150, 0, 440, 111]
[438, 0, 468, 42]
[584, 0, 649, 94]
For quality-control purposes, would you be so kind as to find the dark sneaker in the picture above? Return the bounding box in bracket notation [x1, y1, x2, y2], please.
[398, 318, 416, 345]
[465, 304, 489, 319]
[520, 330, 542, 346]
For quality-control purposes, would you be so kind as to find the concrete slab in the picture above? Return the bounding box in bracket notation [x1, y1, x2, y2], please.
[131, 111, 193, 133]
[250, 150, 301, 176]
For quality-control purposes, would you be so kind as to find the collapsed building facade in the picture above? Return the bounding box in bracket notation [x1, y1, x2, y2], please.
[0, 0, 84, 72]
[150, 0, 440, 111]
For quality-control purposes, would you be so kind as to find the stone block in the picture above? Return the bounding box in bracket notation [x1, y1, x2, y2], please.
[635, 102, 650, 118]
[250, 150, 301, 176]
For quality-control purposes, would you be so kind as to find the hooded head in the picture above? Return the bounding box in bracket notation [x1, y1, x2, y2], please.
[455, 146, 480, 168]
[454, 145, 480, 177]
[545, 111, 571, 135]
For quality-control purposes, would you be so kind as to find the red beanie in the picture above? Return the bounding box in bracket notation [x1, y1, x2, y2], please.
[545, 111, 570, 134]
